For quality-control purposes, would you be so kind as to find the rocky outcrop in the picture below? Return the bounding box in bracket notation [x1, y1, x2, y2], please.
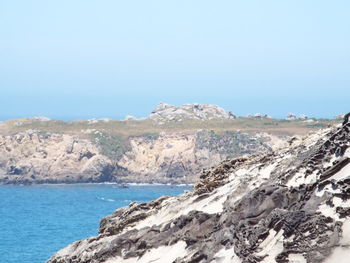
[247, 113, 272, 119]
[286, 113, 309, 120]
[48, 115, 350, 263]
[116, 130, 277, 184]
[148, 103, 236, 122]
[0, 129, 281, 184]
[0, 130, 114, 184]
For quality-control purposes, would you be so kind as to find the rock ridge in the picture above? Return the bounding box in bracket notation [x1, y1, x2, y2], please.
[149, 103, 236, 122]
[0, 130, 279, 185]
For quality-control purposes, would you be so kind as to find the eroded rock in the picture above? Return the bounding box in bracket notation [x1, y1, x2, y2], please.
[45, 115, 350, 262]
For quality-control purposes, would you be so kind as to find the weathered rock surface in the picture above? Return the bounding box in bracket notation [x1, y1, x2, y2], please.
[247, 113, 272, 119]
[0, 129, 280, 184]
[117, 130, 278, 184]
[0, 130, 114, 184]
[149, 102, 236, 122]
[48, 115, 350, 263]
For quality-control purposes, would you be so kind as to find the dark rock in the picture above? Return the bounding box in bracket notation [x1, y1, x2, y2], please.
[47, 118, 350, 263]
[342, 112, 350, 125]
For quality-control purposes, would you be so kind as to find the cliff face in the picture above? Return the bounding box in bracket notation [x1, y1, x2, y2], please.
[0, 131, 114, 184]
[0, 103, 334, 184]
[0, 129, 281, 184]
[48, 116, 350, 263]
[116, 131, 281, 184]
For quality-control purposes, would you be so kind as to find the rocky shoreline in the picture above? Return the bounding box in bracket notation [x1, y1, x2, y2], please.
[47, 115, 350, 263]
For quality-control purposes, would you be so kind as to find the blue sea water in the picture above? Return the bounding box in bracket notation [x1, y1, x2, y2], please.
[0, 184, 191, 263]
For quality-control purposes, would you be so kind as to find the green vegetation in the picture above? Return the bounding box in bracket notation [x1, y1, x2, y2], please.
[0, 117, 336, 140]
[195, 130, 269, 157]
[137, 132, 159, 141]
[304, 122, 329, 128]
[89, 132, 131, 161]
[88, 131, 159, 160]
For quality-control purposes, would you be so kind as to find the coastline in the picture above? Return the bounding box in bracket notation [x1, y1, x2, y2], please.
[0, 181, 191, 263]
[0, 181, 194, 187]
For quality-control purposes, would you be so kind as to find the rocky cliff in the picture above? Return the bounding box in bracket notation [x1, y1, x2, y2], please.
[48, 115, 350, 263]
[0, 129, 282, 184]
[0, 102, 333, 185]
[116, 130, 283, 184]
[0, 130, 114, 184]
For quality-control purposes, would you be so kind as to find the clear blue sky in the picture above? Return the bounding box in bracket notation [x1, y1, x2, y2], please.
[0, 0, 349, 120]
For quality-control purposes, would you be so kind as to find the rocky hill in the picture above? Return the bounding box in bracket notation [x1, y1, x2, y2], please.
[0, 104, 335, 185]
[0, 129, 282, 184]
[148, 103, 236, 122]
[48, 115, 350, 263]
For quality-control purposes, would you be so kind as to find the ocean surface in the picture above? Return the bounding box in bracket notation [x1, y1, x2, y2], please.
[0, 184, 191, 263]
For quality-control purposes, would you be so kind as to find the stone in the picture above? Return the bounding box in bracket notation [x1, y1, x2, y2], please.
[148, 103, 236, 122]
[47, 116, 350, 263]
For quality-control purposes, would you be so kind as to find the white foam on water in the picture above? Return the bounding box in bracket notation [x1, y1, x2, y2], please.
[97, 197, 116, 202]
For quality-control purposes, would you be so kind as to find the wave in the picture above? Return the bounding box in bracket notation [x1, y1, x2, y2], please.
[96, 197, 116, 202]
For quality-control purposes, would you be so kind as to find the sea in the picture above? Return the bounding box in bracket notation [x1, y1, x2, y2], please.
[0, 183, 191, 263]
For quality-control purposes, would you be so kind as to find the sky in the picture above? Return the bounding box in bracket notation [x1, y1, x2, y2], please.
[0, 0, 349, 120]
